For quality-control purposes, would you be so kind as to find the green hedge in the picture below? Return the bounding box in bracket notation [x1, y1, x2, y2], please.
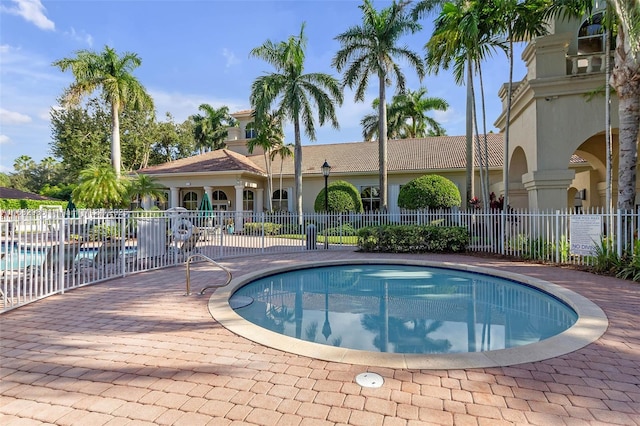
[357, 225, 469, 253]
[0, 199, 67, 210]
[243, 222, 283, 236]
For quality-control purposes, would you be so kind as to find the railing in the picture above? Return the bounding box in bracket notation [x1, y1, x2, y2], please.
[1, 207, 637, 313]
[184, 253, 232, 296]
[566, 52, 613, 75]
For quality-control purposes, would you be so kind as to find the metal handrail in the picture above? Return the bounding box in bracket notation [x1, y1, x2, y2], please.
[184, 253, 232, 295]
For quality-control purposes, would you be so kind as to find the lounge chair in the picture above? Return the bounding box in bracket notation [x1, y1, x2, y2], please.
[75, 239, 135, 278]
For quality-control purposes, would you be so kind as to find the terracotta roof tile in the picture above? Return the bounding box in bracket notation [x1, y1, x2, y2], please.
[0, 187, 58, 201]
[138, 149, 266, 175]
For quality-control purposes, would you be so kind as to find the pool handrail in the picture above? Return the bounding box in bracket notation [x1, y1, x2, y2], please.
[184, 253, 232, 295]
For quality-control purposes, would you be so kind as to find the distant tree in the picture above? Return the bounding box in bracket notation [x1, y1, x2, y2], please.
[53, 45, 154, 177]
[397, 175, 461, 209]
[0, 173, 10, 187]
[149, 115, 196, 164]
[250, 23, 343, 220]
[248, 111, 284, 211]
[72, 164, 130, 208]
[191, 104, 235, 153]
[333, 0, 425, 212]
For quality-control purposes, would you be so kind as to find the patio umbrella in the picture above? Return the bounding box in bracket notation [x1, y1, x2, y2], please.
[198, 193, 213, 226]
[66, 196, 78, 218]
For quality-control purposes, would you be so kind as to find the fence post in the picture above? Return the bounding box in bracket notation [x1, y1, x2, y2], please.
[555, 210, 560, 263]
[58, 212, 66, 294]
[261, 212, 265, 253]
[617, 209, 622, 256]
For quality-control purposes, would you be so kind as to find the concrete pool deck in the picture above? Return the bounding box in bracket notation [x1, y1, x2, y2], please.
[1, 251, 639, 425]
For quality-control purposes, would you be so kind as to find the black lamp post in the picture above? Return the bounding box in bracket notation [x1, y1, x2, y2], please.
[321, 160, 331, 249]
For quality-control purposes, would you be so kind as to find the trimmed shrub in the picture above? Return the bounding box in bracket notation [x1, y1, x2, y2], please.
[314, 180, 363, 213]
[398, 175, 461, 210]
[357, 225, 469, 253]
[0, 199, 66, 210]
[243, 222, 283, 236]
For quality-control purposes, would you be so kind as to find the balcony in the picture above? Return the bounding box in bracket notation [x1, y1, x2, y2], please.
[566, 52, 613, 75]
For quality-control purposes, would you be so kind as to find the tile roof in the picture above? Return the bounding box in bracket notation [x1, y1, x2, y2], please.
[257, 134, 506, 176]
[0, 187, 58, 201]
[138, 149, 266, 175]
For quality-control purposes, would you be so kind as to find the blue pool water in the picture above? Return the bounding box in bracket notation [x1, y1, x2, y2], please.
[230, 264, 578, 354]
[0, 243, 135, 270]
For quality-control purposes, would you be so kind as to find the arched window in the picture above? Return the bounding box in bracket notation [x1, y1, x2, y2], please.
[243, 190, 254, 211]
[245, 122, 257, 139]
[212, 190, 228, 210]
[272, 190, 288, 211]
[183, 191, 198, 210]
[578, 13, 604, 54]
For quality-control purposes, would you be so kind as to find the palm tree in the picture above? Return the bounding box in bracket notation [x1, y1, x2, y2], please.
[250, 23, 343, 220]
[548, 0, 639, 210]
[492, 0, 549, 210]
[271, 142, 294, 211]
[53, 46, 154, 177]
[247, 111, 284, 211]
[361, 88, 448, 140]
[390, 87, 449, 137]
[72, 164, 129, 209]
[333, 0, 425, 212]
[128, 173, 166, 210]
[421, 0, 502, 207]
[191, 104, 235, 153]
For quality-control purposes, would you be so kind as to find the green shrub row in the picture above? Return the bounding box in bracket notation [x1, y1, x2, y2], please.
[243, 222, 283, 236]
[0, 199, 67, 210]
[357, 225, 469, 253]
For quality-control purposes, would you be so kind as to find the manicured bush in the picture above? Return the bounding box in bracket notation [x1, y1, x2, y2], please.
[357, 225, 469, 253]
[397, 175, 461, 210]
[243, 222, 283, 236]
[314, 180, 363, 213]
[325, 222, 357, 236]
[0, 199, 66, 210]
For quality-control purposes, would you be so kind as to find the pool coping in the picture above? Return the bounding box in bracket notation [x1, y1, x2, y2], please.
[208, 259, 609, 370]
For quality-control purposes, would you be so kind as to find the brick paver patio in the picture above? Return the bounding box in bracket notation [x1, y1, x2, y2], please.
[1, 251, 639, 425]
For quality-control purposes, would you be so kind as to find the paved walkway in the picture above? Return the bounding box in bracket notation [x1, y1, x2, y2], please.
[1, 251, 639, 425]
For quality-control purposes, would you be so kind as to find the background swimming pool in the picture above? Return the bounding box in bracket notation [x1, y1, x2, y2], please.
[231, 264, 578, 354]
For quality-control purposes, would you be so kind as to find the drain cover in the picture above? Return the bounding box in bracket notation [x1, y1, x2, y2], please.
[229, 296, 254, 309]
[355, 372, 384, 388]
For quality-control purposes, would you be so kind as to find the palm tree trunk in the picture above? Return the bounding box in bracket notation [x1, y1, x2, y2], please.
[613, 25, 640, 210]
[504, 35, 514, 210]
[294, 118, 303, 223]
[279, 159, 284, 211]
[470, 73, 486, 209]
[477, 62, 490, 208]
[111, 102, 121, 177]
[378, 73, 389, 212]
[466, 58, 475, 207]
[263, 151, 273, 211]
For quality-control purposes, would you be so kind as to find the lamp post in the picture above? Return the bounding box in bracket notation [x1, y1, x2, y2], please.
[321, 160, 331, 249]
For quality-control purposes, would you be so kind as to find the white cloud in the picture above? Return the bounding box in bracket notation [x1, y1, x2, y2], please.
[222, 48, 240, 69]
[0, 108, 32, 125]
[149, 89, 248, 123]
[0, 135, 10, 144]
[1, 0, 55, 31]
[64, 27, 93, 47]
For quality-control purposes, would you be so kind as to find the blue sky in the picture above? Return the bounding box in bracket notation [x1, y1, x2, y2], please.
[0, 0, 526, 173]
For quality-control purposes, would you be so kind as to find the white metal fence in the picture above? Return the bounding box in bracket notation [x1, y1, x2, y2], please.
[1, 207, 637, 313]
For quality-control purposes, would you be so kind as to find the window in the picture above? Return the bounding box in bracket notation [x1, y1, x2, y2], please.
[272, 190, 288, 211]
[245, 122, 257, 139]
[361, 186, 380, 212]
[212, 190, 228, 210]
[243, 189, 254, 211]
[183, 191, 198, 210]
[578, 13, 604, 54]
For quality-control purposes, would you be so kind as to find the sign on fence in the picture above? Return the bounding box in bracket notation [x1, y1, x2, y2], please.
[570, 215, 602, 256]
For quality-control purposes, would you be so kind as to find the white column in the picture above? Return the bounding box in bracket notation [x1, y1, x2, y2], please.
[256, 188, 264, 213]
[203, 185, 213, 203]
[388, 184, 400, 216]
[170, 187, 179, 208]
[234, 184, 244, 231]
[287, 187, 294, 212]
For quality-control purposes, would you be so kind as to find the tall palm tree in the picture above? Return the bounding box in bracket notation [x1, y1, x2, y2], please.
[271, 142, 294, 211]
[250, 23, 343, 220]
[72, 164, 129, 209]
[53, 46, 154, 177]
[191, 104, 235, 153]
[247, 111, 284, 211]
[422, 0, 501, 207]
[333, 0, 425, 212]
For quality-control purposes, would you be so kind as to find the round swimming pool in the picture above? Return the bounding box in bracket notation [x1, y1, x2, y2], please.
[209, 260, 608, 369]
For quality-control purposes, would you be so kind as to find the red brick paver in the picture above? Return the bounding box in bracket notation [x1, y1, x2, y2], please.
[1, 252, 640, 425]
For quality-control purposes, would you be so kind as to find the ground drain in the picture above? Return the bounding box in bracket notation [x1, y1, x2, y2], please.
[229, 296, 253, 309]
[355, 372, 384, 388]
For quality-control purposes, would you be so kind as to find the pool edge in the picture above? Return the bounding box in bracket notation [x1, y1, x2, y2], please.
[208, 259, 609, 370]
